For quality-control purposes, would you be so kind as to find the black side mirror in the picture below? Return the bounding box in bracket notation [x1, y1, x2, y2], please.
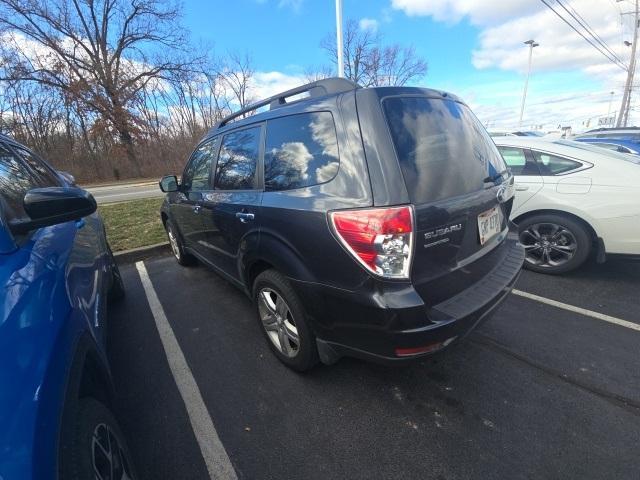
[159, 175, 179, 193]
[9, 187, 97, 234]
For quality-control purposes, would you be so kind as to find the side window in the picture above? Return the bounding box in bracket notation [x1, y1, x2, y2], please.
[215, 127, 261, 190]
[0, 143, 41, 221]
[264, 112, 340, 191]
[532, 151, 582, 175]
[498, 147, 540, 176]
[13, 146, 61, 186]
[182, 139, 216, 191]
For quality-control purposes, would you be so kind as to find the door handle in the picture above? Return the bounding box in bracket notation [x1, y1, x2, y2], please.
[235, 212, 255, 223]
[193, 204, 202, 214]
[515, 185, 529, 191]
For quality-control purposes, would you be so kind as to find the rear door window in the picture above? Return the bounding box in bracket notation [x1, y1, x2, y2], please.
[264, 112, 339, 191]
[532, 151, 582, 175]
[215, 127, 261, 190]
[383, 96, 506, 204]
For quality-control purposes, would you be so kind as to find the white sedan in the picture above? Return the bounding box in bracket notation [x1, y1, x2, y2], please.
[493, 137, 640, 274]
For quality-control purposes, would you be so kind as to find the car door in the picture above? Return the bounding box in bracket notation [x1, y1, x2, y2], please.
[199, 125, 263, 281]
[497, 146, 544, 215]
[170, 139, 216, 257]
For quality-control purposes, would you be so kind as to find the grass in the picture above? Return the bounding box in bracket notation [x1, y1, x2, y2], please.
[99, 197, 166, 252]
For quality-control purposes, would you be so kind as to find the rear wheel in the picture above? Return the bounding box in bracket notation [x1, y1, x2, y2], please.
[165, 219, 196, 266]
[517, 213, 592, 274]
[253, 269, 319, 371]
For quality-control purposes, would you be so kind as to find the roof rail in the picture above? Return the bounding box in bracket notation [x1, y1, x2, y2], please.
[216, 77, 359, 129]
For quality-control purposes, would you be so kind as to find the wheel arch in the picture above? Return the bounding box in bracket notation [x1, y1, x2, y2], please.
[58, 332, 116, 478]
[243, 232, 317, 293]
[513, 208, 599, 243]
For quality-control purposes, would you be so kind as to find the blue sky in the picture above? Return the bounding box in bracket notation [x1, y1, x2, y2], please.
[182, 0, 633, 130]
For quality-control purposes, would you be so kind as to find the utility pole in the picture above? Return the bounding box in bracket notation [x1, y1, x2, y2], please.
[519, 39, 539, 128]
[335, 0, 344, 78]
[617, 0, 639, 127]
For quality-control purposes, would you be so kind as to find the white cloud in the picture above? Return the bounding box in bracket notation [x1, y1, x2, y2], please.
[278, 0, 303, 12]
[359, 18, 379, 32]
[249, 71, 306, 100]
[391, 0, 636, 128]
[391, 0, 538, 26]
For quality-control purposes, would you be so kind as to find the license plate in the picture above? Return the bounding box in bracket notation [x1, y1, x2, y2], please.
[477, 206, 502, 245]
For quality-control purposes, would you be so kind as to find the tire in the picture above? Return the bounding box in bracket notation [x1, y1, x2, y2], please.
[106, 242, 125, 302]
[517, 213, 592, 274]
[165, 218, 196, 266]
[253, 269, 319, 371]
[109, 260, 126, 302]
[64, 398, 137, 480]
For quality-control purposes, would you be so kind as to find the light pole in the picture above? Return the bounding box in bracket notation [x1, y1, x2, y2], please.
[519, 39, 539, 128]
[335, 0, 344, 78]
[617, 0, 638, 127]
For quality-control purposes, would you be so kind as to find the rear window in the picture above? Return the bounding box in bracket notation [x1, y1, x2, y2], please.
[383, 96, 506, 204]
[264, 112, 339, 191]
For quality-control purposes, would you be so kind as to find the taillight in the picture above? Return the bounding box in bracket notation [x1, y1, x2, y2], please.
[329, 206, 413, 279]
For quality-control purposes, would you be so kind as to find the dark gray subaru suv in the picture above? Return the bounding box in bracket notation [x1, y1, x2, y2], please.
[159, 78, 524, 371]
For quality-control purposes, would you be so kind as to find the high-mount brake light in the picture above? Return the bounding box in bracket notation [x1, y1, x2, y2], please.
[329, 206, 413, 279]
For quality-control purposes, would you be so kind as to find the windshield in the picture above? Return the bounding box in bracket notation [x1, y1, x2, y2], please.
[555, 140, 640, 165]
[383, 96, 507, 204]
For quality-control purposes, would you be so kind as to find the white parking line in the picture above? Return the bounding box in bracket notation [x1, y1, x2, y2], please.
[135, 261, 238, 480]
[512, 289, 640, 332]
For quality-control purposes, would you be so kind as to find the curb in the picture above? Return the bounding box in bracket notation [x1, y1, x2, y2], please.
[114, 242, 170, 265]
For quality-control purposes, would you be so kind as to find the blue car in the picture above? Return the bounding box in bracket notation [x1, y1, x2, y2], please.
[574, 137, 640, 155]
[0, 135, 135, 479]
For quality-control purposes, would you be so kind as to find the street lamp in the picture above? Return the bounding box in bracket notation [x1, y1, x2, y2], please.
[519, 39, 539, 128]
[335, 0, 344, 78]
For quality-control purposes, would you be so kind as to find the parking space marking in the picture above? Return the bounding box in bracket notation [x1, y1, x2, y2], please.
[135, 261, 238, 480]
[513, 289, 640, 332]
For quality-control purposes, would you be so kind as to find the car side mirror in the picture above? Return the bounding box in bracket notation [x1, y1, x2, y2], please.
[159, 175, 179, 193]
[9, 187, 97, 234]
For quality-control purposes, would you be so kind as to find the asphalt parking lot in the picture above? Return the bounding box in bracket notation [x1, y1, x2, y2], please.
[107, 255, 640, 480]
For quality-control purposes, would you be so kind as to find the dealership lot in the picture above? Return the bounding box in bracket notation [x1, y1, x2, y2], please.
[108, 255, 640, 480]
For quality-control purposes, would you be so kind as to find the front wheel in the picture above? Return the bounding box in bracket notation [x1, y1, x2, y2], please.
[64, 398, 137, 480]
[517, 213, 592, 274]
[165, 219, 196, 266]
[253, 269, 319, 371]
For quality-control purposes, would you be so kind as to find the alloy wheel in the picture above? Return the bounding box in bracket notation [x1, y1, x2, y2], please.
[519, 222, 578, 268]
[257, 288, 300, 357]
[92, 423, 134, 480]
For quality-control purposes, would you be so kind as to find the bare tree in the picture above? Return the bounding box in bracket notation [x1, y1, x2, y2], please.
[0, 0, 197, 176]
[321, 19, 427, 87]
[303, 65, 333, 84]
[220, 52, 255, 109]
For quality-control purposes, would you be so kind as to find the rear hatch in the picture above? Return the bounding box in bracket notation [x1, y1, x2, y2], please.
[382, 95, 514, 307]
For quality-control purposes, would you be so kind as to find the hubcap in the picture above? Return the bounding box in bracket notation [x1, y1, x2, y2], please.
[257, 288, 300, 358]
[92, 423, 134, 480]
[167, 227, 180, 260]
[519, 222, 578, 268]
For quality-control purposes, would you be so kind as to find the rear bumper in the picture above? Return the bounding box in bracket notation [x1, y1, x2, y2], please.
[292, 234, 524, 365]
